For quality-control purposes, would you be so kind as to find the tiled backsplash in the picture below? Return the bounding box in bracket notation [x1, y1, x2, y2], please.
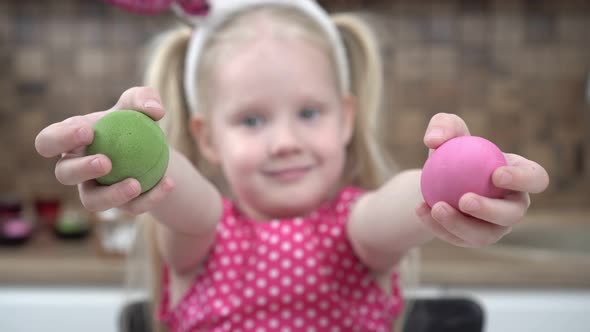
[1, 0, 588, 209]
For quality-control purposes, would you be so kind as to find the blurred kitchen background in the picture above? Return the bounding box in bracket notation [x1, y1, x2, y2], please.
[0, 0, 589, 332]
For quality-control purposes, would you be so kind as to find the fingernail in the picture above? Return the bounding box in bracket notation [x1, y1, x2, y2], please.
[77, 127, 90, 143]
[426, 127, 444, 141]
[90, 157, 103, 173]
[435, 204, 449, 220]
[463, 197, 480, 212]
[497, 170, 513, 186]
[144, 99, 162, 110]
[124, 181, 139, 197]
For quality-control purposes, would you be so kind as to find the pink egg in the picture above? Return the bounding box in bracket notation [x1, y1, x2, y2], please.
[420, 136, 508, 210]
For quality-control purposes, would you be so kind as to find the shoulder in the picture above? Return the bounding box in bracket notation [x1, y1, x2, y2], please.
[218, 196, 241, 227]
[329, 186, 366, 214]
[339, 186, 365, 201]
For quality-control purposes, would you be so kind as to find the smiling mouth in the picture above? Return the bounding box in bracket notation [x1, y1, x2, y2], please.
[263, 166, 311, 181]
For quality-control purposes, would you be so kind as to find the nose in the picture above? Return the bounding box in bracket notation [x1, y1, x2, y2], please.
[269, 119, 302, 157]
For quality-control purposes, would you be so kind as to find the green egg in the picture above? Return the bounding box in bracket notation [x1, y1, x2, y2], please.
[86, 110, 169, 194]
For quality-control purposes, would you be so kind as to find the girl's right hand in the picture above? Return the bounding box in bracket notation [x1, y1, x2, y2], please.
[35, 87, 175, 214]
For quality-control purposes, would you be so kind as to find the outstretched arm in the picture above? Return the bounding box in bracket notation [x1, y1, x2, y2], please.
[347, 169, 428, 271]
[35, 87, 222, 275]
[347, 113, 550, 272]
[151, 148, 222, 275]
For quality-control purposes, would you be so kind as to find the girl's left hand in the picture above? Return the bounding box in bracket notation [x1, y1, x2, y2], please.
[415, 113, 550, 248]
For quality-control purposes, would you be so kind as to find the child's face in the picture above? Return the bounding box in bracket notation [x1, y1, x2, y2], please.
[198, 36, 354, 221]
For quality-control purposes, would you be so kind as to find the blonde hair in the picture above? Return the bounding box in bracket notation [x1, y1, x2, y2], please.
[132, 6, 417, 332]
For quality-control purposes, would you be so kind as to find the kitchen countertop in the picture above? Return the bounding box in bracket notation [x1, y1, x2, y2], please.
[0, 229, 125, 285]
[422, 209, 590, 288]
[0, 209, 588, 288]
[420, 239, 590, 288]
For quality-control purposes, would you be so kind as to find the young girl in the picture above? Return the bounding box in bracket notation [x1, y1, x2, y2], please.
[35, 1, 549, 331]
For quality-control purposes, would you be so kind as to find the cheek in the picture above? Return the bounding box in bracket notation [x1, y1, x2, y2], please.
[220, 139, 266, 198]
[220, 137, 263, 175]
[313, 127, 347, 165]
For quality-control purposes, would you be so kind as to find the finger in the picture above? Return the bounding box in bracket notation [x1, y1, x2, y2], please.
[121, 176, 175, 216]
[458, 192, 530, 227]
[492, 154, 550, 194]
[35, 117, 94, 158]
[415, 202, 470, 247]
[55, 154, 112, 185]
[431, 201, 511, 247]
[423, 113, 471, 150]
[110, 86, 165, 121]
[36, 87, 164, 158]
[78, 178, 141, 212]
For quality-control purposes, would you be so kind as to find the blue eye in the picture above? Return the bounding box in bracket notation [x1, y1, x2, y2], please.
[241, 115, 265, 128]
[299, 108, 320, 120]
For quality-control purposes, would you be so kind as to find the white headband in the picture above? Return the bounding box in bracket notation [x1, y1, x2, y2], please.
[183, 0, 350, 114]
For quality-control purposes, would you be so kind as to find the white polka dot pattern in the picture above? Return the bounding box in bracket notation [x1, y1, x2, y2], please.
[159, 187, 403, 331]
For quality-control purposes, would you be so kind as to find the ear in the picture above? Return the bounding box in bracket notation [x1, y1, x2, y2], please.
[341, 94, 356, 145]
[189, 114, 220, 164]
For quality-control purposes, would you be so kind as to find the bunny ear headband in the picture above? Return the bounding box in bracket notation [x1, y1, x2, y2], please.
[103, 0, 210, 16]
[104, 0, 350, 115]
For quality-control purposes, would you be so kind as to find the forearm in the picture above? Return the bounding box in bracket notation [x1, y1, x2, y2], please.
[150, 148, 222, 273]
[150, 148, 221, 233]
[155, 221, 217, 274]
[348, 169, 433, 270]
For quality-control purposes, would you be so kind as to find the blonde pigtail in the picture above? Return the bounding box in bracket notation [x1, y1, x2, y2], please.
[143, 27, 195, 160]
[135, 26, 196, 332]
[144, 26, 228, 194]
[332, 14, 398, 190]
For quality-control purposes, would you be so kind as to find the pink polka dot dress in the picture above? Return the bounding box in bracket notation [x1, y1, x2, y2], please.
[159, 187, 403, 331]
